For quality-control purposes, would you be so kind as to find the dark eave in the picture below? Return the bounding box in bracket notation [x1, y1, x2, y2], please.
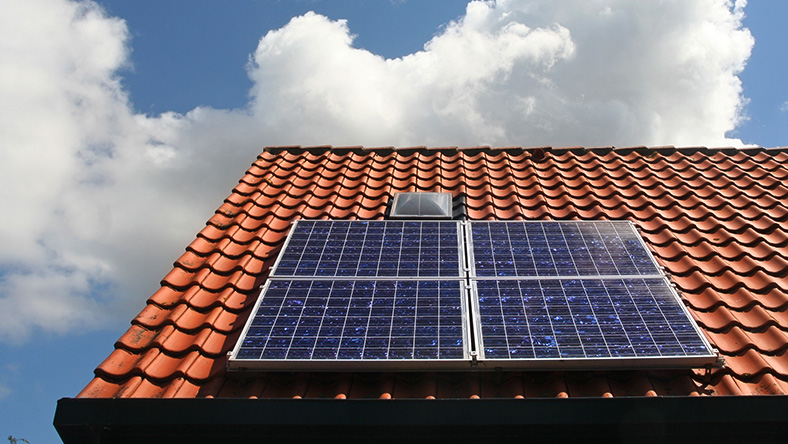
[55, 395, 788, 444]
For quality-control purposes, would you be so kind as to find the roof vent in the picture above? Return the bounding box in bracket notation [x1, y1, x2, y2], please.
[389, 192, 453, 219]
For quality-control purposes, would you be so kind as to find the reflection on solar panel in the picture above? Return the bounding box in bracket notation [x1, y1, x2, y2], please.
[232, 280, 468, 369]
[474, 278, 715, 366]
[272, 220, 462, 278]
[470, 221, 660, 277]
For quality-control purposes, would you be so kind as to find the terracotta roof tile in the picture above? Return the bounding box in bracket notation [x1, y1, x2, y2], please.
[79, 146, 788, 400]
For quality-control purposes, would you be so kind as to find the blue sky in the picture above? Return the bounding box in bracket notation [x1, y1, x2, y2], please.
[736, 1, 788, 146]
[93, 0, 787, 147]
[0, 1, 785, 442]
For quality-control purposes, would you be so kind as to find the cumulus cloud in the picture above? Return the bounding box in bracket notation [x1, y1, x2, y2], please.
[0, 0, 753, 340]
[248, 0, 752, 147]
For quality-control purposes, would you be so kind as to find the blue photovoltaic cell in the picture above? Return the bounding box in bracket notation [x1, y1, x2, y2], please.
[475, 278, 713, 360]
[235, 280, 466, 361]
[471, 221, 660, 277]
[272, 220, 462, 278]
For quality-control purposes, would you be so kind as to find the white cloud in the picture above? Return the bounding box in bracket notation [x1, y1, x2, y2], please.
[0, 0, 753, 341]
[0, 0, 243, 340]
[247, 0, 753, 147]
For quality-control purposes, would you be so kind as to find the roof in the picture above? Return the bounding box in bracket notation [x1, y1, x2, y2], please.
[78, 145, 788, 399]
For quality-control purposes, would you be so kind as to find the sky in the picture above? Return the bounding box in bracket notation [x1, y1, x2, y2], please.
[0, 0, 786, 442]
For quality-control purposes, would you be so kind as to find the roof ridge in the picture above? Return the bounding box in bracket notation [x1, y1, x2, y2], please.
[260, 145, 788, 156]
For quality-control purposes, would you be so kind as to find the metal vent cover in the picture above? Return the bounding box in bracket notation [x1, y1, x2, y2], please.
[389, 192, 452, 219]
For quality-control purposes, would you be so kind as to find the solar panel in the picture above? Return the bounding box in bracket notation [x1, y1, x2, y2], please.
[469, 221, 660, 278]
[230, 279, 469, 370]
[472, 278, 717, 368]
[230, 219, 719, 371]
[271, 220, 463, 278]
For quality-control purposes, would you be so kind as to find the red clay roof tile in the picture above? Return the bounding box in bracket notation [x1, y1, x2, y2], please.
[78, 146, 788, 400]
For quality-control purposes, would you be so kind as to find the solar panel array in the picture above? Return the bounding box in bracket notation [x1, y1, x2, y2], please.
[272, 220, 462, 278]
[231, 219, 717, 370]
